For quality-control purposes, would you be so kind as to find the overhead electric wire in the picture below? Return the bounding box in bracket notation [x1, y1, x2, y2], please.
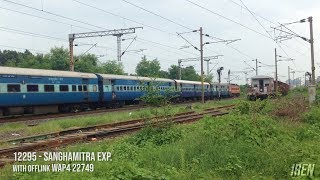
[1, 0, 107, 30]
[0, 6, 95, 31]
[72, 0, 171, 35]
[230, 0, 298, 68]
[184, 0, 271, 39]
[0, 26, 113, 52]
[0, 26, 66, 42]
[71, 0, 201, 59]
[120, 0, 193, 30]
[229, 0, 309, 58]
[0, 44, 48, 54]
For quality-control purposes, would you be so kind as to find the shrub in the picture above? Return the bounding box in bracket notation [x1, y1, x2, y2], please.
[272, 95, 308, 121]
[303, 106, 320, 125]
[129, 126, 182, 146]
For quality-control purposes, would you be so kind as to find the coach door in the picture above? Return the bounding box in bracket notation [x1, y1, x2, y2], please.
[111, 80, 116, 101]
[82, 78, 89, 101]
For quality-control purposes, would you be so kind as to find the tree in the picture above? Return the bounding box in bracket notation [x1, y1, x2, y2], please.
[0, 47, 128, 74]
[74, 54, 100, 73]
[101, 60, 125, 75]
[159, 70, 169, 78]
[204, 73, 214, 83]
[135, 56, 161, 77]
[168, 65, 179, 79]
[0, 50, 21, 66]
[168, 65, 200, 81]
[183, 66, 200, 81]
[45, 47, 69, 71]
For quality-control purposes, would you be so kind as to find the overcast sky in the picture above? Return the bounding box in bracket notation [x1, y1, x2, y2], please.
[1, 0, 320, 84]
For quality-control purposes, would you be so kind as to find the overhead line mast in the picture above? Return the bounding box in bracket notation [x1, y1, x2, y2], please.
[68, 27, 142, 71]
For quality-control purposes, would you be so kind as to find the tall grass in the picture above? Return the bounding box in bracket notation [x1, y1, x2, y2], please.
[1, 97, 319, 179]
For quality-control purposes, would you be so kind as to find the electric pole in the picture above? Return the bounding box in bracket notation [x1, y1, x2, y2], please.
[271, 16, 316, 103]
[177, 28, 240, 104]
[204, 55, 222, 75]
[275, 48, 278, 93]
[309, 17, 316, 85]
[288, 66, 291, 88]
[68, 27, 142, 71]
[252, 59, 258, 75]
[200, 27, 204, 104]
[292, 71, 295, 87]
[205, 59, 210, 75]
[228, 70, 231, 84]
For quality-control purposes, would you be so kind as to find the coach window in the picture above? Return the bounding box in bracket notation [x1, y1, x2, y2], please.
[27, 85, 39, 92]
[72, 85, 77, 92]
[7, 84, 21, 92]
[60, 85, 69, 92]
[44, 85, 55, 92]
[83, 85, 88, 91]
[93, 85, 97, 92]
[78, 85, 83, 92]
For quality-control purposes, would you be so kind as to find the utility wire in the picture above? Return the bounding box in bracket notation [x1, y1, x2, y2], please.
[238, 0, 294, 67]
[0, 26, 66, 42]
[120, 0, 193, 30]
[0, 6, 95, 31]
[184, 0, 271, 39]
[177, 33, 199, 51]
[0, 26, 113, 51]
[72, 0, 171, 35]
[1, 0, 107, 30]
[0, 44, 48, 54]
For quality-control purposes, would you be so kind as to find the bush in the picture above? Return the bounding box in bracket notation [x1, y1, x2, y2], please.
[272, 95, 308, 121]
[129, 126, 182, 146]
[235, 99, 273, 115]
[303, 106, 320, 125]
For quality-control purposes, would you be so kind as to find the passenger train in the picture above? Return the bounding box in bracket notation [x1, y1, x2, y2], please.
[0, 66, 240, 116]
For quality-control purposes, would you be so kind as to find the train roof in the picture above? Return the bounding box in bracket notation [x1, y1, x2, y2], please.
[251, 75, 273, 79]
[212, 83, 231, 86]
[97, 74, 175, 83]
[0, 66, 97, 78]
[174, 79, 210, 85]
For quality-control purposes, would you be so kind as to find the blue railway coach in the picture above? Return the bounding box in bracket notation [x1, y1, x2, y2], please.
[96, 74, 175, 107]
[175, 80, 211, 100]
[0, 67, 99, 115]
[0, 66, 239, 117]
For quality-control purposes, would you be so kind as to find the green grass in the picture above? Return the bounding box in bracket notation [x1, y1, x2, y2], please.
[1, 96, 319, 179]
[0, 99, 236, 144]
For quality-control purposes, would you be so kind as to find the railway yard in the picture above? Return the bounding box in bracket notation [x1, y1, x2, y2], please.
[1, 0, 320, 179]
[0, 89, 320, 179]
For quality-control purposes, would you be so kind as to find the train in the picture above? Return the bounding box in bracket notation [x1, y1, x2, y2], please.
[0, 66, 240, 116]
[247, 75, 290, 100]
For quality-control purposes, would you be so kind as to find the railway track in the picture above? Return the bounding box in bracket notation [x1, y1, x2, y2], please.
[0, 104, 235, 167]
[0, 105, 143, 124]
[0, 98, 235, 124]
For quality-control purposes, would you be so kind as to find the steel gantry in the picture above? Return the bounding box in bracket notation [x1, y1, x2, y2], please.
[68, 27, 142, 71]
[178, 55, 222, 80]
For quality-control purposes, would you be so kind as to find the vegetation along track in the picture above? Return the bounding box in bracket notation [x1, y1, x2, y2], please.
[0, 104, 235, 167]
[0, 105, 143, 124]
[0, 98, 235, 124]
